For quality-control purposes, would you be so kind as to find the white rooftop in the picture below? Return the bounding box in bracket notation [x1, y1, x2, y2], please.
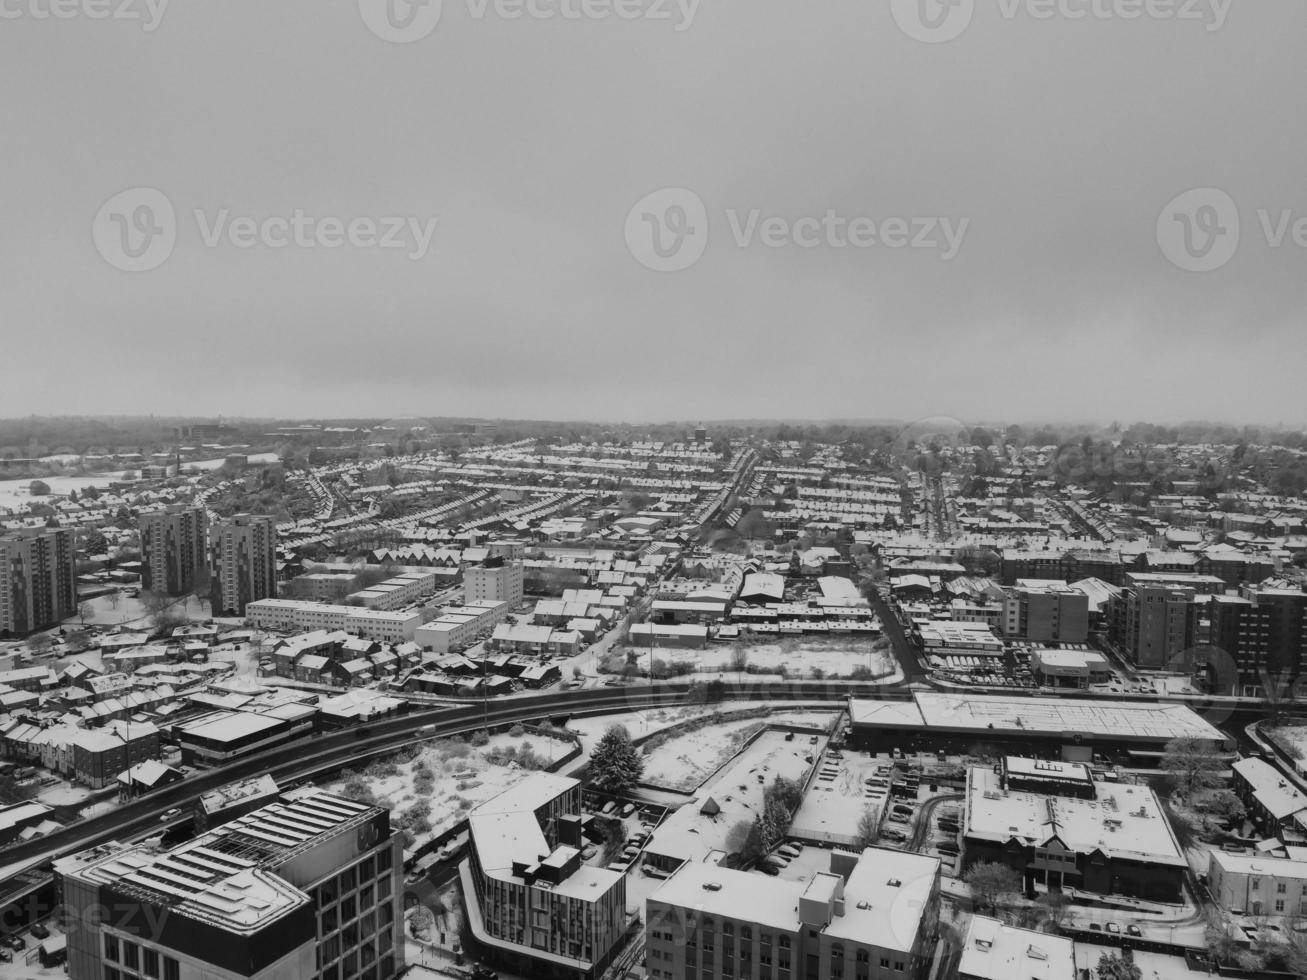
[957, 916, 1076, 980]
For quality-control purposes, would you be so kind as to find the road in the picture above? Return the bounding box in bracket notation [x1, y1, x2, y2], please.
[863, 588, 927, 683]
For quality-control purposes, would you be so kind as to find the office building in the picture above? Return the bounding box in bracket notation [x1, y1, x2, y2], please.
[1108, 572, 1224, 669]
[56, 786, 404, 980]
[461, 772, 627, 980]
[209, 515, 278, 616]
[962, 760, 1187, 901]
[1207, 849, 1307, 917]
[245, 599, 422, 643]
[1206, 586, 1307, 695]
[1001, 582, 1089, 644]
[645, 847, 940, 980]
[0, 527, 78, 636]
[139, 506, 208, 596]
[464, 558, 524, 608]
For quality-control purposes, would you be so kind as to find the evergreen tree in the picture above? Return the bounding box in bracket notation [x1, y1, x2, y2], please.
[589, 725, 644, 795]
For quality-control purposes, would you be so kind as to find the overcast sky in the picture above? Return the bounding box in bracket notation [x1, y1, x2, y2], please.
[1, 0, 1303, 425]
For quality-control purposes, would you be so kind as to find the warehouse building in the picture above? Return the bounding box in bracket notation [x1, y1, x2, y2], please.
[847, 692, 1232, 763]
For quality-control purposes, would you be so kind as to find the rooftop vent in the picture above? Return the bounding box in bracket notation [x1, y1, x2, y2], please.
[1027, 946, 1047, 960]
[887, 879, 901, 887]
[702, 882, 722, 892]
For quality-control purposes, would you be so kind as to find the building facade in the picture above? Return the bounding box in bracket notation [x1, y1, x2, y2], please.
[56, 788, 403, 980]
[139, 506, 209, 597]
[0, 528, 78, 636]
[461, 772, 628, 980]
[645, 848, 940, 980]
[209, 515, 278, 617]
[465, 559, 524, 608]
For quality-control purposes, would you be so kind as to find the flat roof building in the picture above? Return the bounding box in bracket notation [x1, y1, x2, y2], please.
[56, 788, 403, 980]
[645, 847, 940, 980]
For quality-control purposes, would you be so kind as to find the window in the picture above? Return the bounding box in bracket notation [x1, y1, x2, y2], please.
[163, 958, 179, 980]
[142, 948, 159, 978]
[123, 943, 139, 971]
[104, 935, 119, 962]
[895, 960, 905, 972]
[1275, 900, 1285, 913]
[104, 969, 120, 980]
[1252, 880, 1260, 891]
[1277, 882, 1287, 894]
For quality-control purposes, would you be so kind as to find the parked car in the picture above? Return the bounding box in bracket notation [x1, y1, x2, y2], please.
[1105, 923, 1120, 934]
[936, 842, 960, 856]
[881, 828, 908, 842]
[160, 808, 182, 823]
[1125, 925, 1141, 937]
[619, 803, 636, 818]
[0, 948, 11, 963]
[758, 863, 779, 876]
[1088, 923, 1102, 932]
[29, 924, 49, 940]
[3, 936, 25, 951]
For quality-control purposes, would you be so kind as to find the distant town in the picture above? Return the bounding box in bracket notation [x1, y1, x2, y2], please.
[0, 415, 1304, 980]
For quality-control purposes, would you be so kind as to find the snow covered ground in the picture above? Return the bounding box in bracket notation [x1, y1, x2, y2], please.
[654, 638, 901, 681]
[790, 750, 891, 845]
[321, 728, 575, 849]
[0, 473, 125, 511]
[640, 710, 837, 792]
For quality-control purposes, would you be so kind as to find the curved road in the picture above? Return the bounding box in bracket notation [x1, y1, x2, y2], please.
[3, 677, 1302, 878]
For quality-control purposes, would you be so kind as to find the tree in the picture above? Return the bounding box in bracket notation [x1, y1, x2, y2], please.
[28, 480, 50, 496]
[1096, 951, 1141, 980]
[26, 634, 52, 657]
[78, 600, 92, 625]
[965, 862, 1022, 912]
[589, 725, 644, 795]
[855, 807, 879, 848]
[1161, 737, 1225, 797]
[1202, 789, 1246, 826]
[64, 629, 92, 653]
[1036, 891, 1072, 929]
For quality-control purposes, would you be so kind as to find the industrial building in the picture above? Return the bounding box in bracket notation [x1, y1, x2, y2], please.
[847, 691, 1231, 762]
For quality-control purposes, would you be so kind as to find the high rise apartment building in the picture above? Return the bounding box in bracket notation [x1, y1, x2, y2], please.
[0, 527, 78, 636]
[139, 506, 208, 596]
[209, 515, 278, 616]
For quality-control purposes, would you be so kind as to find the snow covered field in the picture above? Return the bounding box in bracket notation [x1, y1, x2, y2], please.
[656, 638, 901, 681]
[0, 473, 124, 511]
[322, 728, 575, 850]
